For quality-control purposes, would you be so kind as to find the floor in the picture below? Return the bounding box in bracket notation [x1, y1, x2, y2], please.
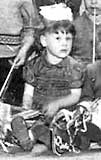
[0, 143, 101, 160]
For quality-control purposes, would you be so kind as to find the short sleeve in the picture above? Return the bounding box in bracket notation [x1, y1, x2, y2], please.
[70, 62, 85, 88]
[23, 58, 35, 85]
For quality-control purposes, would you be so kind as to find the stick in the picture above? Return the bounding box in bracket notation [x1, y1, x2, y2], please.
[91, 0, 97, 63]
[92, 7, 96, 63]
[0, 59, 16, 98]
[0, 45, 17, 98]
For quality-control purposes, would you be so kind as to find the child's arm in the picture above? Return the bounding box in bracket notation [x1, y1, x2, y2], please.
[58, 88, 81, 107]
[43, 88, 81, 117]
[22, 83, 34, 110]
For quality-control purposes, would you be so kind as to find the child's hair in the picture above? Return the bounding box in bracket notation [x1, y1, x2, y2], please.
[38, 17, 76, 37]
[33, 3, 76, 54]
[33, 19, 76, 55]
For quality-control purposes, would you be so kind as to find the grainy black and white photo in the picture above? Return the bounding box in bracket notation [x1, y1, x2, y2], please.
[0, 0, 101, 160]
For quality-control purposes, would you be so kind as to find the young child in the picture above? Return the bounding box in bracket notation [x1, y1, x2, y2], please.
[11, 3, 85, 153]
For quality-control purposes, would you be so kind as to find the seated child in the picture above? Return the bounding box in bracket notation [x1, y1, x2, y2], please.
[10, 3, 85, 154]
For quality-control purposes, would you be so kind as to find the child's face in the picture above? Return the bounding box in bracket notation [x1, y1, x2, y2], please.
[41, 29, 73, 60]
[84, 0, 101, 15]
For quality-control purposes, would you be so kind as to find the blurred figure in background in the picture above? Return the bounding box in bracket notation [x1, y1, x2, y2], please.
[75, 60, 101, 150]
[72, 0, 101, 66]
[0, 0, 40, 105]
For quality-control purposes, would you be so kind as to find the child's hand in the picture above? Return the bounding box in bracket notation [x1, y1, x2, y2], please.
[43, 101, 59, 118]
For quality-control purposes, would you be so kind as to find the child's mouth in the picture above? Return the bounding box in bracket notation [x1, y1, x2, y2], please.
[60, 49, 67, 52]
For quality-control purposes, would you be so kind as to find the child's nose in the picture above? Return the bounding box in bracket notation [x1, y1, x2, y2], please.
[61, 38, 67, 46]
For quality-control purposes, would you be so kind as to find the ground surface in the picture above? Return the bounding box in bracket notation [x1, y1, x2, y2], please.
[0, 143, 101, 160]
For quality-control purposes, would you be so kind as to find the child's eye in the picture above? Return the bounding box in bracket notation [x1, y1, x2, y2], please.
[56, 37, 60, 40]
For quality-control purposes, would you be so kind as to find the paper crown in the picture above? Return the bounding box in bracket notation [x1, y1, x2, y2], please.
[39, 3, 73, 21]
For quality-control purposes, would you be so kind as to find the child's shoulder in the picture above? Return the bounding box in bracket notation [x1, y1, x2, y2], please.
[68, 56, 78, 64]
[67, 56, 85, 75]
[68, 56, 84, 68]
[23, 54, 42, 75]
[23, 54, 43, 83]
[25, 54, 42, 67]
[67, 56, 84, 83]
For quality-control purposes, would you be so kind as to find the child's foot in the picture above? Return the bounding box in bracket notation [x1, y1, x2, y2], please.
[11, 116, 34, 151]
